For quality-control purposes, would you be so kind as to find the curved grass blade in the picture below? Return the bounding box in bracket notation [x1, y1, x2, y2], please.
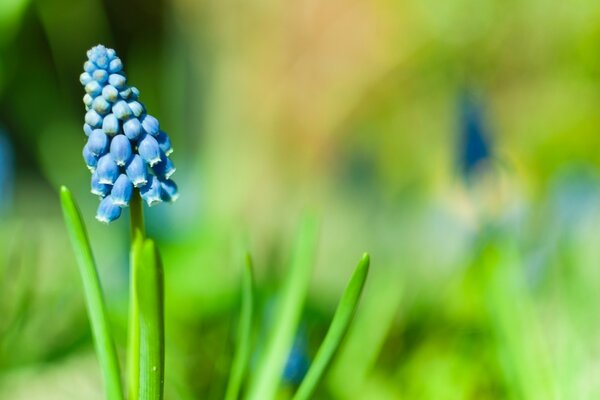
[246, 215, 318, 400]
[59, 186, 124, 400]
[137, 239, 165, 400]
[292, 253, 370, 400]
[225, 253, 255, 400]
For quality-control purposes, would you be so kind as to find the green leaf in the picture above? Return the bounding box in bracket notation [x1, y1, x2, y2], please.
[225, 253, 255, 400]
[292, 253, 370, 400]
[137, 239, 165, 400]
[59, 186, 124, 400]
[246, 215, 318, 400]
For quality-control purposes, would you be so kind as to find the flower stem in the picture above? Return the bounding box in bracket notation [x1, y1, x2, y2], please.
[128, 192, 145, 400]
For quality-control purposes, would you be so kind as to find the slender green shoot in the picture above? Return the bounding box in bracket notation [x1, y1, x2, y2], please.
[59, 186, 124, 400]
[128, 192, 145, 400]
[137, 238, 165, 400]
[246, 216, 318, 400]
[293, 253, 370, 400]
[225, 254, 255, 400]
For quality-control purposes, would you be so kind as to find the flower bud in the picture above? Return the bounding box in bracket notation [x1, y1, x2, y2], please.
[83, 144, 98, 171]
[83, 123, 93, 136]
[152, 155, 176, 180]
[110, 134, 133, 166]
[93, 69, 108, 84]
[109, 58, 123, 73]
[85, 80, 102, 97]
[112, 100, 132, 120]
[155, 130, 172, 155]
[96, 154, 119, 185]
[92, 96, 111, 115]
[109, 74, 127, 89]
[160, 179, 179, 202]
[87, 129, 109, 156]
[91, 171, 110, 196]
[96, 196, 122, 223]
[102, 85, 119, 103]
[102, 113, 120, 136]
[111, 174, 133, 206]
[123, 118, 142, 140]
[85, 110, 103, 128]
[138, 134, 161, 166]
[140, 176, 163, 206]
[128, 101, 144, 117]
[141, 115, 159, 136]
[80, 72, 93, 85]
[125, 155, 149, 187]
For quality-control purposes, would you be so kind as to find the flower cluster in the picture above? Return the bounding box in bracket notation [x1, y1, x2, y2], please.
[80, 45, 178, 223]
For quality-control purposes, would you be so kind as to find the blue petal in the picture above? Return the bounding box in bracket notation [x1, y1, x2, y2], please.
[125, 155, 149, 187]
[112, 174, 133, 206]
[130, 87, 140, 99]
[87, 129, 109, 156]
[140, 176, 163, 206]
[110, 134, 133, 166]
[102, 113, 120, 136]
[141, 115, 159, 136]
[123, 118, 142, 141]
[96, 196, 122, 223]
[96, 154, 120, 185]
[138, 134, 161, 166]
[91, 171, 110, 196]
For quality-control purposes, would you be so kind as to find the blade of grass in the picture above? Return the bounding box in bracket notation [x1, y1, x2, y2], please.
[59, 186, 124, 400]
[293, 253, 370, 400]
[246, 215, 318, 400]
[225, 253, 255, 400]
[137, 238, 165, 400]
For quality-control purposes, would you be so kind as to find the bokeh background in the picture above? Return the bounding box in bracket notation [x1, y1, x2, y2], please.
[3, 0, 600, 398]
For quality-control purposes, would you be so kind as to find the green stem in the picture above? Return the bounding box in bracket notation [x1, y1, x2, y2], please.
[137, 239, 165, 400]
[128, 192, 145, 400]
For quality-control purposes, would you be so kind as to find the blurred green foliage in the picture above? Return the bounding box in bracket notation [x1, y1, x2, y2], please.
[2, 0, 600, 398]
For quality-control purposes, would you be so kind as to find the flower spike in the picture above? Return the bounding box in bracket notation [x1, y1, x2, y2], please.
[80, 44, 178, 223]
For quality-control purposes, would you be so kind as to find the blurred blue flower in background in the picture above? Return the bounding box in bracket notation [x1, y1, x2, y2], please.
[282, 327, 310, 386]
[458, 91, 491, 177]
[80, 45, 178, 223]
[0, 130, 14, 215]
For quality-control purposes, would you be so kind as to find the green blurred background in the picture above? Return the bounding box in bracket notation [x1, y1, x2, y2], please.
[2, 0, 600, 398]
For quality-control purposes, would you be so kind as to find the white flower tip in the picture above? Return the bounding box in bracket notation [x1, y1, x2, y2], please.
[98, 178, 115, 185]
[149, 157, 161, 167]
[95, 214, 111, 224]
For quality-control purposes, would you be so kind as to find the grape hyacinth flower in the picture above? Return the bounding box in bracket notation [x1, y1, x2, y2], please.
[80, 44, 178, 223]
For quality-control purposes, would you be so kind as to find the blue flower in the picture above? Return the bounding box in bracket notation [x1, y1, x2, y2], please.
[81, 44, 178, 223]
